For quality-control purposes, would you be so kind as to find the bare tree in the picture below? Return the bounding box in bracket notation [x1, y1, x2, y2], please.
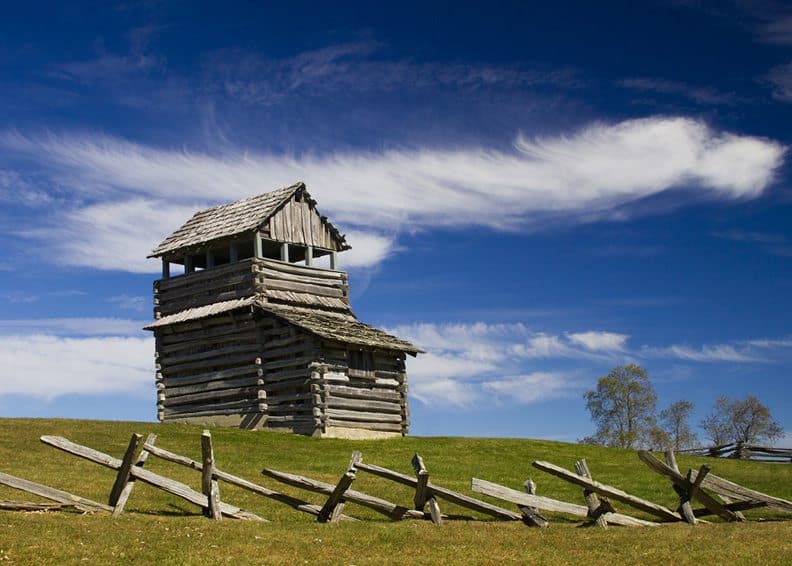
[701, 395, 783, 445]
[659, 400, 698, 450]
[583, 364, 657, 449]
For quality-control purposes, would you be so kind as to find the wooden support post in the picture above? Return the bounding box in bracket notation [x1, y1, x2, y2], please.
[280, 242, 289, 262]
[532, 460, 682, 522]
[318, 451, 361, 523]
[305, 245, 313, 266]
[636, 451, 741, 522]
[112, 433, 156, 517]
[329, 251, 338, 270]
[184, 255, 193, 273]
[0, 471, 112, 513]
[355, 461, 522, 520]
[206, 250, 215, 269]
[411, 454, 442, 524]
[518, 479, 549, 527]
[255, 234, 264, 259]
[40, 435, 262, 521]
[161, 259, 170, 279]
[575, 459, 610, 528]
[201, 430, 222, 521]
[229, 243, 238, 263]
[108, 433, 142, 506]
[664, 450, 697, 524]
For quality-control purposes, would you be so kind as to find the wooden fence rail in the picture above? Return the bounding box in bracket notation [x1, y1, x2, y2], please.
[0, 431, 789, 530]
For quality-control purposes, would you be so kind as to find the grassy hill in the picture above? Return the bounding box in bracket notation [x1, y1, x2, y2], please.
[1, 417, 790, 564]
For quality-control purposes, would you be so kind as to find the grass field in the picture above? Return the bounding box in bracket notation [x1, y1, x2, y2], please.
[1, 418, 790, 564]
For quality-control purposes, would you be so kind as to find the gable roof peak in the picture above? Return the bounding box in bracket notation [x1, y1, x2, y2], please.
[149, 181, 347, 258]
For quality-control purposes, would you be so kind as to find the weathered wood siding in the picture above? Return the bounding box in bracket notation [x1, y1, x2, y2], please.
[154, 258, 349, 317]
[154, 308, 408, 436]
[155, 310, 264, 422]
[312, 342, 409, 435]
[264, 194, 340, 250]
[257, 312, 320, 434]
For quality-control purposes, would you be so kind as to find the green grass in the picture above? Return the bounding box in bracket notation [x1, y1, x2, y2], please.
[1, 417, 790, 564]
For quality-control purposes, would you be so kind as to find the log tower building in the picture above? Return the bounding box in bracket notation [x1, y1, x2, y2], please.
[145, 182, 422, 438]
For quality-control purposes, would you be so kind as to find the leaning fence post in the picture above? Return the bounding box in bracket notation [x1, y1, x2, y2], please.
[201, 430, 222, 521]
[664, 450, 697, 524]
[575, 459, 611, 528]
[318, 451, 361, 523]
[518, 479, 549, 527]
[109, 433, 143, 507]
[113, 433, 157, 517]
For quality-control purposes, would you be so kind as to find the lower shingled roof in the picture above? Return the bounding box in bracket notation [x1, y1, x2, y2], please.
[144, 297, 422, 355]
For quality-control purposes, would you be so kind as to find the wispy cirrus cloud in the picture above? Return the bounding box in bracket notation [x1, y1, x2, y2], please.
[766, 62, 792, 103]
[0, 317, 147, 337]
[640, 344, 761, 363]
[619, 77, 739, 105]
[202, 41, 581, 106]
[755, 14, 792, 46]
[0, 117, 785, 272]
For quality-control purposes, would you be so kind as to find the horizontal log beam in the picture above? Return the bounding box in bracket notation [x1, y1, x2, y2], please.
[141, 441, 354, 521]
[470, 478, 656, 527]
[689, 469, 792, 513]
[261, 467, 424, 520]
[355, 462, 521, 520]
[532, 460, 681, 522]
[40, 436, 263, 521]
[0, 471, 112, 513]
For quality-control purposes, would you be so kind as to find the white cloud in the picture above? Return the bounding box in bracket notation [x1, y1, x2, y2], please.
[641, 344, 761, 363]
[340, 231, 396, 268]
[0, 116, 785, 272]
[745, 337, 792, 349]
[409, 377, 479, 408]
[108, 294, 149, 312]
[396, 322, 617, 408]
[0, 317, 148, 337]
[0, 334, 153, 400]
[567, 331, 629, 352]
[396, 322, 792, 408]
[481, 372, 580, 404]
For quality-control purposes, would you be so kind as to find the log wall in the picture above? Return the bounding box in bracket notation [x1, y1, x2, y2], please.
[257, 313, 320, 435]
[313, 342, 409, 437]
[154, 309, 408, 437]
[154, 258, 349, 317]
[155, 310, 264, 423]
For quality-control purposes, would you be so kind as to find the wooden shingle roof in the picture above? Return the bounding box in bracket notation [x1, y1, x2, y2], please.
[149, 182, 348, 257]
[263, 304, 424, 355]
[144, 297, 422, 355]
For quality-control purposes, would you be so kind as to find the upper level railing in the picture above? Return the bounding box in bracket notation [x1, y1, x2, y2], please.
[154, 257, 349, 318]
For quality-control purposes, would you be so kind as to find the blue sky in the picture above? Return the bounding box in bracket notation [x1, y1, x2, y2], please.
[1, 1, 791, 444]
